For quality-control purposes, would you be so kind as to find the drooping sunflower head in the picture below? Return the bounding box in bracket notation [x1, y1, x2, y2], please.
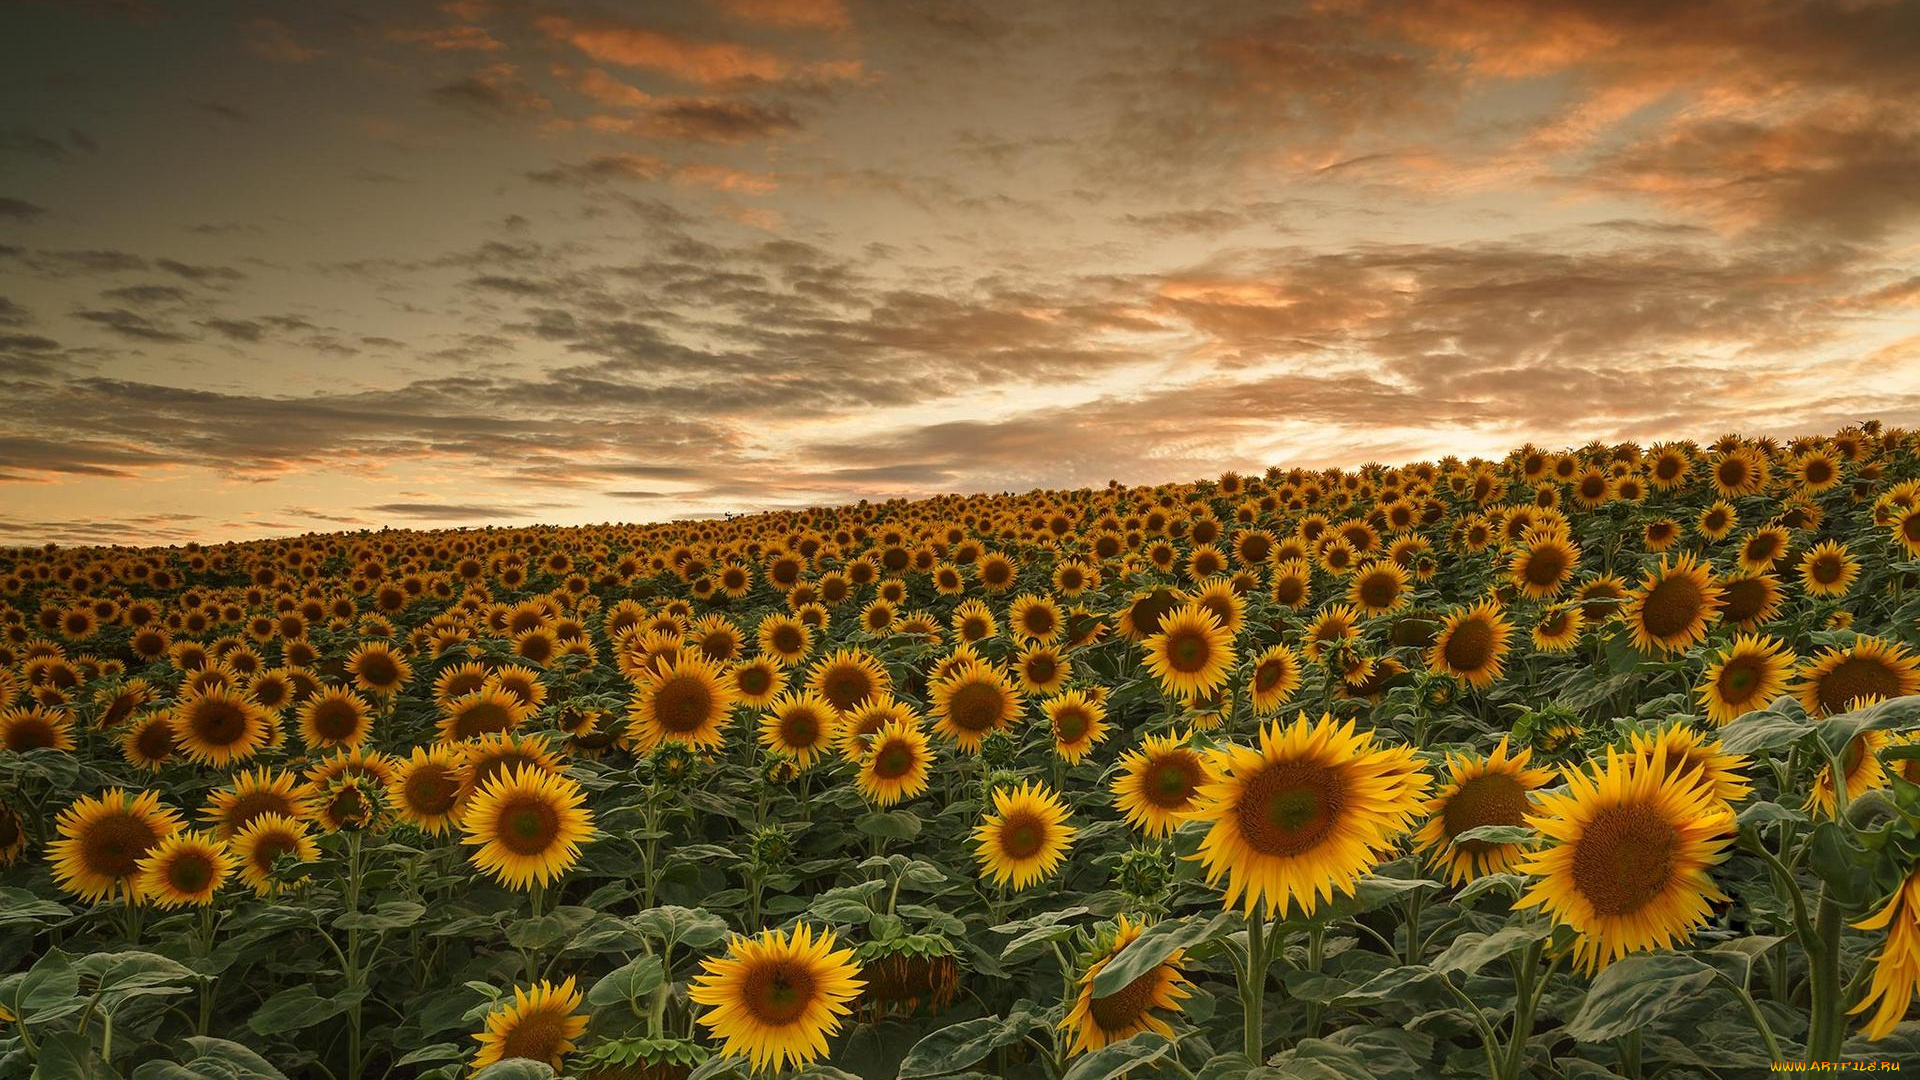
[930, 661, 1023, 753]
[1060, 914, 1193, 1056]
[47, 789, 186, 903]
[470, 978, 588, 1076]
[688, 924, 866, 1073]
[1189, 712, 1430, 917]
[1412, 737, 1555, 885]
[1515, 744, 1734, 973]
[973, 780, 1076, 889]
[1807, 726, 1891, 817]
[460, 764, 596, 890]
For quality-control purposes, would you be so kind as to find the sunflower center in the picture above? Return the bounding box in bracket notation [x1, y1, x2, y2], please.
[1255, 658, 1288, 692]
[1441, 772, 1529, 853]
[83, 812, 161, 878]
[947, 682, 1005, 732]
[249, 833, 294, 875]
[1026, 655, 1057, 683]
[1360, 573, 1398, 608]
[404, 766, 459, 815]
[190, 699, 250, 745]
[1089, 967, 1159, 1034]
[1719, 656, 1764, 702]
[498, 1007, 569, 1062]
[1443, 618, 1496, 671]
[136, 721, 174, 760]
[998, 810, 1048, 859]
[654, 675, 716, 732]
[167, 853, 215, 894]
[313, 701, 363, 740]
[873, 742, 914, 779]
[1815, 657, 1901, 715]
[1811, 556, 1842, 584]
[821, 668, 875, 712]
[359, 655, 399, 685]
[1145, 754, 1203, 809]
[771, 626, 802, 654]
[498, 796, 562, 855]
[780, 711, 822, 749]
[1640, 575, 1706, 639]
[1053, 708, 1090, 743]
[1236, 761, 1345, 856]
[743, 960, 818, 1026]
[5, 717, 58, 751]
[1165, 630, 1212, 673]
[1570, 802, 1676, 917]
[1525, 550, 1567, 586]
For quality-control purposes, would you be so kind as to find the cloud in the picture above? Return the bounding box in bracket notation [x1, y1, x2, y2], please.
[240, 18, 322, 63]
[0, 198, 47, 221]
[534, 15, 791, 85]
[155, 258, 246, 283]
[430, 64, 553, 118]
[386, 24, 504, 52]
[363, 502, 559, 520]
[582, 98, 800, 143]
[712, 0, 850, 31]
[99, 284, 190, 306]
[0, 127, 96, 159]
[193, 101, 250, 123]
[71, 308, 194, 343]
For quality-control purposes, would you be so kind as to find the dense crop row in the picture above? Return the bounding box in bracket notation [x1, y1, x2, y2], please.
[5, 424, 1920, 1078]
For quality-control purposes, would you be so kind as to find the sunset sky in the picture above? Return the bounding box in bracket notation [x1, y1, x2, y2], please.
[3, 0, 1919, 546]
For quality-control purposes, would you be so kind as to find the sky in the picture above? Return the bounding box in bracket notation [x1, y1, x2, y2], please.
[2, 0, 1919, 546]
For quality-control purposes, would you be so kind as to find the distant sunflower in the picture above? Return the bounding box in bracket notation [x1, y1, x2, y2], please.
[1269, 560, 1313, 610]
[629, 651, 736, 753]
[1009, 593, 1064, 645]
[1718, 572, 1785, 631]
[974, 781, 1075, 889]
[807, 648, 892, 715]
[437, 685, 533, 742]
[1060, 915, 1192, 1055]
[135, 831, 232, 908]
[689, 924, 865, 1073]
[1697, 634, 1796, 724]
[297, 685, 375, 751]
[1510, 537, 1580, 600]
[1697, 501, 1738, 541]
[1141, 603, 1235, 702]
[757, 614, 812, 667]
[1412, 737, 1554, 884]
[1189, 713, 1429, 917]
[387, 744, 466, 835]
[1531, 606, 1583, 653]
[760, 691, 840, 769]
[433, 661, 491, 707]
[1111, 733, 1213, 838]
[1793, 637, 1920, 717]
[1044, 689, 1107, 764]
[730, 656, 787, 709]
[930, 661, 1023, 753]
[0, 704, 75, 753]
[470, 978, 588, 1075]
[169, 687, 273, 766]
[1248, 643, 1303, 715]
[1426, 601, 1513, 689]
[857, 720, 933, 807]
[1623, 555, 1722, 655]
[1346, 560, 1410, 615]
[121, 711, 177, 770]
[47, 789, 185, 902]
[1015, 644, 1070, 696]
[201, 768, 305, 839]
[950, 600, 998, 644]
[347, 641, 412, 697]
[460, 765, 596, 890]
[1798, 539, 1860, 597]
[1302, 604, 1361, 661]
[0, 805, 24, 866]
[231, 812, 318, 895]
[1737, 526, 1792, 574]
[1515, 745, 1734, 973]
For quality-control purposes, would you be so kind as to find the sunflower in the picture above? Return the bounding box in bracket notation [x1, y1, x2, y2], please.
[470, 978, 588, 1075]
[1189, 713, 1430, 916]
[460, 732, 564, 801]
[201, 768, 306, 838]
[949, 600, 998, 644]
[1510, 537, 1580, 600]
[1709, 448, 1766, 498]
[1531, 605, 1584, 653]
[1044, 689, 1107, 764]
[974, 781, 1075, 889]
[346, 641, 412, 696]
[1697, 634, 1796, 724]
[387, 744, 466, 834]
[930, 661, 1023, 753]
[169, 687, 274, 766]
[1269, 560, 1313, 610]
[438, 685, 533, 742]
[1302, 604, 1362, 661]
[1798, 539, 1860, 597]
[1626, 723, 1753, 805]
[460, 765, 595, 889]
[231, 812, 318, 895]
[1623, 554, 1722, 655]
[760, 691, 840, 769]
[121, 711, 177, 770]
[837, 693, 922, 760]
[1116, 587, 1181, 640]
[807, 648, 892, 715]
[1009, 593, 1064, 645]
[1515, 745, 1734, 973]
[1016, 644, 1070, 696]
[1248, 643, 1303, 715]
[1697, 500, 1738, 541]
[1412, 738, 1554, 884]
[1808, 728, 1890, 817]
[47, 789, 185, 902]
[94, 677, 156, 728]
[0, 804, 24, 866]
[1141, 603, 1235, 702]
[135, 831, 233, 907]
[1737, 526, 1791, 574]
[857, 720, 933, 807]
[1718, 571, 1784, 631]
[1852, 867, 1920, 1040]
[1793, 637, 1920, 717]
[433, 661, 492, 707]
[296, 685, 374, 750]
[629, 651, 736, 753]
[689, 924, 865, 1073]
[1111, 733, 1213, 838]
[1341, 560, 1407, 616]
[731, 656, 787, 709]
[1889, 505, 1920, 558]
[1426, 600, 1513, 689]
[0, 704, 75, 753]
[1060, 915, 1193, 1055]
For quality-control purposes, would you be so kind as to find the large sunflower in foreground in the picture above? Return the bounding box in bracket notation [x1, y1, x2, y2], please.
[1426, 601, 1512, 689]
[1141, 602, 1236, 702]
[1696, 634, 1796, 725]
[1111, 733, 1214, 838]
[974, 781, 1076, 889]
[470, 978, 588, 1075]
[856, 720, 933, 807]
[47, 789, 185, 902]
[1411, 737, 1554, 885]
[460, 765, 596, 889]
[689, 924, 865, 1072]
[1793, 637, 1920, 717]
[135, 831, 233, 908]
[1514, 745, 1734, 973]
[628, 651, 736, 753]
[1060, 915, 1192, 1055]
[1188, 712, 1430, 917]
[169, 687, 274, 766]
[1623, 554, 1722, 655]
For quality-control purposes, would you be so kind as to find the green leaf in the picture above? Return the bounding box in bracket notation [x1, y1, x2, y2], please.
[1563, 952, 1717, 1043]
[130, 1037, 291, 1080]
[587, 955, 664, 1009]
[31, 1032, 120, 1080]
[1430, 921, 1551, 976]
[1454, 872, 1529, 904]
[248, 985, 357, 1035]
[855, 810, 922, 840]
[1736, 801, 1806, 827]
[631, 906, 730, 950]
[470, 1063, 557, 1080]
[1818, 696, 1920, 757]
[0, 888, 71, 928]
[1450, 825, 1533, 846]
[1718, 704, 1814, 756]
[1060, 1033, 1170, 1080]
[999, 922, 1080, 964]
[897, 1008, 1048, 1079]
[334, 901, 425, 932]
[392, 1045, 466, 1067]
[1092, 912, 1239, 998]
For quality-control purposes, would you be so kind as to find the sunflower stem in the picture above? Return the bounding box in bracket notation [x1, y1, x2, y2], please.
[1806, 889, 1846, 1064]
[1242, 909, 1265, 1062]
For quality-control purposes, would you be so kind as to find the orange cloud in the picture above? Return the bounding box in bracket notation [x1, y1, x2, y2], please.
[534, 15, 789, 84]
[712, 0, 850, 31]
[387, 25, 504, 52]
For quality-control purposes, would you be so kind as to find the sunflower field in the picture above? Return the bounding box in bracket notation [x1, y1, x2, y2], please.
[6, 425, 1920, 1079]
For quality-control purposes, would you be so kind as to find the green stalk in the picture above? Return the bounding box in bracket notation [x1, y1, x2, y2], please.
[1242, 910, 1266, 1062]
